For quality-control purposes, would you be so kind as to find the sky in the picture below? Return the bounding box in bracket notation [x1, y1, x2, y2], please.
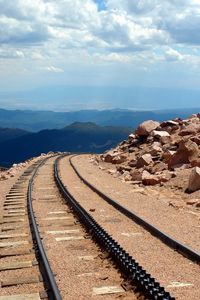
[0, 0, 200, 111]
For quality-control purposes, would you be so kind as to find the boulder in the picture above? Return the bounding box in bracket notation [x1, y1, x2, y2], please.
[179, 124, 200, 136]
[152, 130, 170, 138]
[136, 154, 153, 168]
[160, 120, 179, 128]
[151, 162, 168, 173]
[135, 120, 160, 136]
[142, 170, 171, 185]
[160, 135, 172, 145]
[188, 167, 200, 192]
[150, 142, 163, 156]
[168, 140, 199, 169]
[163, 150, 176, 164]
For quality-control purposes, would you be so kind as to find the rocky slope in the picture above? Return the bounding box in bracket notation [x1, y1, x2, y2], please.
[99, 113, 200, 209]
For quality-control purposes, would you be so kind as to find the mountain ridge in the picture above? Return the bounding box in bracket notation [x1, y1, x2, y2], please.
[0, 122, 133, 167]
[1, 107, 200, 131]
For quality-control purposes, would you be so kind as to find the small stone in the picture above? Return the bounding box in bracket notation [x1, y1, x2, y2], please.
[112, 154, 127, 164]
[107, 169, 117, 175]
[169, 200, 183, 209]
[142, 171, 160, 185]
[186, 199, 199, 205]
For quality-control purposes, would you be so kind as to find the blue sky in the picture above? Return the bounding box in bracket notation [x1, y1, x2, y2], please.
[0, 0, 200, 111]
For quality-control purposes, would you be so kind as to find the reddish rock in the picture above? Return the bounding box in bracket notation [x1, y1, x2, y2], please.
[112, 154, 127, 164]
[142, 169, 171, 185]
[136, 154, 153, 168]
[191, 159, 200, 167]
[186, 199, 199, 205]
[150, 142, 163, 156]
[191, 135, 200, 145]
[179, 124, 200, 136]
[160, 135, 172, 145]
[103, 151, 123, 163]
[142, 171, 160, 185]
[151, 162, 168, 173]
[152, 130, 170, 138]
[168, 140, 199, 169]
[160, 120, 179, 128]
[188, 167, 200, 192]
[135, 120, 160, 136]
[163, 150, 176, 164]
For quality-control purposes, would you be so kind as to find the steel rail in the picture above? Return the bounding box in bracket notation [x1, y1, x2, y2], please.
[69, 155, 200, 264]
[27, 157, 62, 300]
[55, 155, 175, 300]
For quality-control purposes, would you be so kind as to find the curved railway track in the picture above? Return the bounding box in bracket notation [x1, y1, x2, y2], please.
[28, 157, 62, 300]
[69, 154, 200, 264]
[1, 153, 198, 299]
[0, 157, 62, 300]
[57, 154, 200, 300]
[55, 155, 174, 300]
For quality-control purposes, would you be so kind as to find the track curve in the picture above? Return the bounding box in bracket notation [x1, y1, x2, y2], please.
[55, 155, 175, 300]
[28, 157, 62, 300]
[69, 154, 200, 264]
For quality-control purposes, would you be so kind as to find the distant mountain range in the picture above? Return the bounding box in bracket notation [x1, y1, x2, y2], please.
[0, 107, 200, 132]
[0, 128, 28, 142]
[0, 122, 132, 167]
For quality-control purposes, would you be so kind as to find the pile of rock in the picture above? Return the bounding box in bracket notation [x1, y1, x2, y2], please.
[101, 114, 200, 191]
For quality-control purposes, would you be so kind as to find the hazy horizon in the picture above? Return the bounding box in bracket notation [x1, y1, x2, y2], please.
[1, 1, 200, 111]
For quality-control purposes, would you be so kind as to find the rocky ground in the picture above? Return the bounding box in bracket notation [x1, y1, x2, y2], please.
[96, 113, 200, 210]
[0, 151, 59, 182]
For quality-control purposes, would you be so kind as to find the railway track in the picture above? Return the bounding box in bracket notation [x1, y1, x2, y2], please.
[0, 158, 56, 300]
[55, 155, 174, 300]
[1, 154, 198, 299]
[58, 154, 200, 300]
[69, 155, 200, 264]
